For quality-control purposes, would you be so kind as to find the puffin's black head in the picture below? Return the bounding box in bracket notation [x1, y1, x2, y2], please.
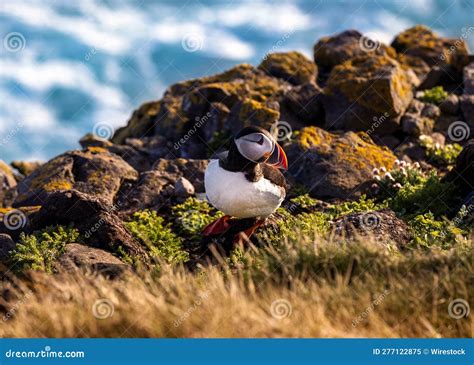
[233, 126, 288, 170]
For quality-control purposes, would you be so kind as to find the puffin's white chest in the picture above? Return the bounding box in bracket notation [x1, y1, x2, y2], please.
[204, 159, 285, 218]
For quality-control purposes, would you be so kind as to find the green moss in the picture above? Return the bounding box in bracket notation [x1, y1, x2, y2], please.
[419, 135, 462, 165]
[171, 197, 224, 240]
[9, 226, 79, 273]
[207, 131, 231, 157]
[409, 212, 465, 249]
[418, 86, 448, 105]
[125, 210, 189, 264]
[327, 195, 387, 217]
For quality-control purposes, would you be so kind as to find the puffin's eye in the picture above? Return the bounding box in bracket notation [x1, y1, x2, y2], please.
[256, 135, 264, 145]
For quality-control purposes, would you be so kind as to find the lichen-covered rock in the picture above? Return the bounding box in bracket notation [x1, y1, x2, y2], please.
[286, 127, 396, 199]
[324, 55, 415, 134]
[0, 233, 15, 262]
[58, 243, 130, 278]
[440, 94, 460, 115]
[332, 209, 412, 248]
[391, 25, 470, 69]
[443, 139, 474, 199]
[401, 114, 434, 136]
[258, 51, 317, 85]
[10, 161, 43, 177]
[282, 82, 324, 124]
[0, 161, 17, 207]
[112, 64, 291, 155]
[460, 95, 474, 126]
[14, 148, 138, 207]
[313, 30, 395, 70]
[117, 158, 208, 213]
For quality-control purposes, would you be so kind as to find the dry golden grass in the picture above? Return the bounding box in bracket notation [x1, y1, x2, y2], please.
[1, 236, 472, 338]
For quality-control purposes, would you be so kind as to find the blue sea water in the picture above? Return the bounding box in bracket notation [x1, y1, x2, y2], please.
[0, 0, 473, 163]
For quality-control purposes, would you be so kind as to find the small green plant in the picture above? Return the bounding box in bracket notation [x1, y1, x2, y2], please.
[418, 86, 448, 104]
[10, 226, 79, 273]
[327, 195, 386, 218]
[419, 135, 462, 166]
[409, 212, 465, 248]
[125, 210, 189, 264]
[171, 197, 223, 239]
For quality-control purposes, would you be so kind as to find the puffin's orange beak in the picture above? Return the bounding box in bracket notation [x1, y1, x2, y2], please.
[266, 142, 288, 170]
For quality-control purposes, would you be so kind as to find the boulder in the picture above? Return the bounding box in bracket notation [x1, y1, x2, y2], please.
[14, 148, 138, 207]
[258, 51, 317, 85]
[282, 82, 324, 124]
[313, 30, 395, 71]
[332, 209, 412, 248]
[117, 158, 208, 213]
[324, 55, 415, 134]
[463, 63, 474, 95]
[443, 139, 474, 198]
[58, 243, 130, 278]
[10, 161, 42, 177]
[401, 114, 434, 136]
[460, 95, 474, 127]
[0, 233, 15, 262]
[286, 127, 396, 199]
[0, 161, 17, 207]
[29, 190, 148, 260]
[391, 25, 470, 69]
[439, 94, 460, 115]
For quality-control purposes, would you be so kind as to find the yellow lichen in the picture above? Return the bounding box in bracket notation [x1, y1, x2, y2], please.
[43, 179, 73, 192]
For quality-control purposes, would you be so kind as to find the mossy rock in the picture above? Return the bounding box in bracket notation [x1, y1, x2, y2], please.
[391, 25, 470, 69]
[258, 51, 317, 85]
[14, 148, 138, 207]
[324, 55, 415, 134]
[313, 30, 396, 70]
[287, 126, 396, 199]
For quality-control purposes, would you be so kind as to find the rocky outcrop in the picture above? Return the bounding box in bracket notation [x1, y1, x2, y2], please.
[0, 161, 17, 207]
[332, 209, 412, 248]
[0, 233, 15, 262]
[286, 126, 396, 199]
[282, 82, 324, 124]
[324, 55, 415, 135]
[10, 161, 42, 177]
[14, 148, 138, 207]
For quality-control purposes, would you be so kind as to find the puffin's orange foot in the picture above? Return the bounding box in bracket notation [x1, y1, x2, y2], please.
[202, 215, 232, 236]
[232, 219, 265, 245]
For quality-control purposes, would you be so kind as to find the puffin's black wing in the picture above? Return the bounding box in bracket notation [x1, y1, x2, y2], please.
[261, 164, 288, 193]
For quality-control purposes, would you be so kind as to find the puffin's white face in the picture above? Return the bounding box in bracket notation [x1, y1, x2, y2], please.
[234, 132, 274, 163]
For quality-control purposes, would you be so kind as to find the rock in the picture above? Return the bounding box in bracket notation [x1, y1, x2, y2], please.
[391, 25, 470, 69]
[324, 55, 415, 135]
[112, 64, 291, 156]
[79, 133, 113, 148]
[396, 54, 430, 81]
[0, 233, 15, 262]
[29, 190, 148, 260]
[58, 243, 130, 278]
[406, 99, 426, 115]
[286, 127, 396, 200]
[464, 63, 474, 95]
[401, 114, 434, 136]
[117, 158, 208, 213]
[313, 30, 395, 71]
[421, 104, 440, 120]
[282, 82, 324, 124]
[14, 148, 138, 207]
[440, 94, 460, 115]
[0, 161, 17, 207]
[174, 177, 195, 198]
[332, 209, 412, 248]
[395, 141, 426, 162]
[430, 132, 446, 146]
[443, 139, 474, 198]
[460, 95, 474, 126]
[0, 206, 41, 240]
[10, 161, 42, 177]
[258, 51, 317, 85]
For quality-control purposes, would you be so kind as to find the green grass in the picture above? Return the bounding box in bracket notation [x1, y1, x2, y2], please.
[418, 86, 448, 104]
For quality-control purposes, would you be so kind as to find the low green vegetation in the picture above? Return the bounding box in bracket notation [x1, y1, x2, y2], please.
[9, 226, 79, 273]
[125, 210, 189, 264]
[419, 135, 462, 166]
[418, 86, 448, 104]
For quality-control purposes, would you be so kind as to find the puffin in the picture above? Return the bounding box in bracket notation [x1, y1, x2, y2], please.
[203, 126, 288, 242]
